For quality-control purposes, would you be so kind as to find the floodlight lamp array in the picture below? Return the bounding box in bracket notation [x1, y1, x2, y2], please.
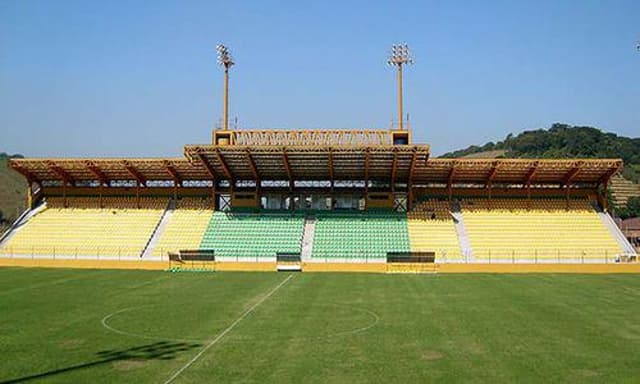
[216, 44, 235, 67]
[387, 44, 413, 66]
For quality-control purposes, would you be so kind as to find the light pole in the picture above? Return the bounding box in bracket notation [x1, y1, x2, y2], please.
[387, 44, 413, 131]
[216, 44, 235, 131]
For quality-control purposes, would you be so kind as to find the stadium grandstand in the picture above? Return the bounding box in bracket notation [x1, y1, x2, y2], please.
[0, 44, 636, 272]
[0, 131, 634, 268]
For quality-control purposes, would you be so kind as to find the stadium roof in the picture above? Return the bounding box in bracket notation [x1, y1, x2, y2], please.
[9, 158, 210, 185]
[416, 158, 623, 186]
[7, 128, 623, 187]
[183, 145, 430, 182]
[10, 152, 622, 187]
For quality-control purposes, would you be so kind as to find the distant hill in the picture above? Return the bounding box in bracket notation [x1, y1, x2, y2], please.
[439, 123, 640, 217]
[441, 123, 640, 182]
[0, 153, 27, 232]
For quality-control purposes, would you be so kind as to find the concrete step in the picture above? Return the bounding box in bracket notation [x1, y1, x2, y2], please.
[451, 202, 474, 262]
[598, 211, 636, 255]
[141, 199, 176, 258]
[301, 217, 316, 261]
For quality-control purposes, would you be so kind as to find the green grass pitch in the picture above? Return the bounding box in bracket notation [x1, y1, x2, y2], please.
[1, 268, 639, 383]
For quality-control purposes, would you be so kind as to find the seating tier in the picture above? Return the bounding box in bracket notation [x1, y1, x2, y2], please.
[1, 197, 166, 257]
[407, 200, 461, 259]
[199, 212, 304, 258]
[461, 198, 622, 259]
[311, 211, 410, 259]
[152, 198, 214, 257]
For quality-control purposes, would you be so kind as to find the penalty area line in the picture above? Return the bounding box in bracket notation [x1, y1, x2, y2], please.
[163, 274, 294, 384]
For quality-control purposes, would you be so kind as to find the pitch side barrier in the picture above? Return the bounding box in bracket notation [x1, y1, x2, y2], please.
[276, 252, 302, 271]
[386, 252, 436, 263]
[386, 252, 437, 273]
[168, 250, 215, 272]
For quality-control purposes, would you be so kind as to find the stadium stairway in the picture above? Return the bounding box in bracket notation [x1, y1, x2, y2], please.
[450, 202, 475, 262]
[0, 203, 47, 247]
[300, 217, 316, 261]
[141, 199, 175, 258]
[597, 210, 637, 255]
[151, 198, 215, 258]
[407, 200, 463, 262]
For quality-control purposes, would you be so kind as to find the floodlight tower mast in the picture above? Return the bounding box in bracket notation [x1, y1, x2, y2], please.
[387, 44, 413, 131]
[216, 44, 235, 131]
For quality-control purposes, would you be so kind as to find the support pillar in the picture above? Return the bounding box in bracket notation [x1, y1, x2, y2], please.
[211, 179, 216, 210]
[99, 183, 104, 208]
[62, 181, 67, 208]
[600, 181, 609, 212]
[408, 185, 414, 211]
[488, 182, 493, 209]
[26, 183, 33, 210]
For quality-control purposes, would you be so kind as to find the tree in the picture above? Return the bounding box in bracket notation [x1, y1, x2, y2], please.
[617, 197, 640, 219]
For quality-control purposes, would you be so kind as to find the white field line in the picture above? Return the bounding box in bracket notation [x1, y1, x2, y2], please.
[101, 306, 205, 344]
[163, 274, 294, 384]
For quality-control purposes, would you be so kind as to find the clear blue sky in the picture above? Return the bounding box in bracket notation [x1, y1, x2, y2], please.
[1, 0, 639, 157]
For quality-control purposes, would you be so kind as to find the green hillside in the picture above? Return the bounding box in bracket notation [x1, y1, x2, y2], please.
[441, 123, 640, 182]
[0, 153, 26, 232]
[440, 123, 640, 217]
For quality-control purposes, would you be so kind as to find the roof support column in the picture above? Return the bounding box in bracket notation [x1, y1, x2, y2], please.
[408, 183, 414, 211]
[563, 164, 581, 210]
[364, 149, 370, 208]
[245, 148, 261, 208]
[447, 162, 457, 203]
[163, 161, 182, 201]
[282, 149, 293, 192]
[194, 153, 218, 210]
[488, 182, 493, 209]
[136, 182, 140, 209]
[212, 179, 217, 211]
[391, 149, 398, 193]
[26, 182, 33, 210]
[328, 148, 334, 192]
[599, 179, 609, 212]
[408, 149, 418, 210]
[487, 161, 500, 209]
[523, 161, 539, 210]
[596, 167, 619, 213]
[62, 180, 67, 208]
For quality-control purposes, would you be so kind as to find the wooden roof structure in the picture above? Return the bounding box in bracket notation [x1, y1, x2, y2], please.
[183, 145, 429, 183]
[414, 158, 623, 186]
[9, 158, 210, 185]
[10, 154, 622, 188]
[8, 129, 623, 188]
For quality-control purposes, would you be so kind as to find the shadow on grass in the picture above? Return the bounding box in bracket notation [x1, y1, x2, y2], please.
[0, 340, 201, 384]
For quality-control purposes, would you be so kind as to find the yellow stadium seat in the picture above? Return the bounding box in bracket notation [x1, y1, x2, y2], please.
[152, 198, 214, 257]
[407, 200, 462, 260]
[461, 198, 623, 260]
[0, 197, 167, 257]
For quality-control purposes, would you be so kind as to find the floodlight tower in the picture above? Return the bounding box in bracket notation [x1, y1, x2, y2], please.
[216, 44, 235, 131]
[387, 44, 413, 131]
